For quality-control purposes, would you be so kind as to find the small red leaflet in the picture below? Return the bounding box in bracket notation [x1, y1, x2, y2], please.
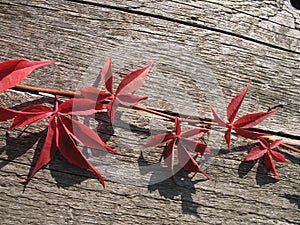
[210, 84, 279, 150]
[244, 138, 288, 179]
[0, 59, 55, 92]
[144, 117, 210, 179]
[1, 96, 119, 187]
[78, 58, 152, 124]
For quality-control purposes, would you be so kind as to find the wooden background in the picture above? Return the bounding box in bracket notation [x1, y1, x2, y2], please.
[0, 0, 299, 224]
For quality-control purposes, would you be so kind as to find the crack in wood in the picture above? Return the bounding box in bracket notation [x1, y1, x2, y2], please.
[67, 0, 300, 55]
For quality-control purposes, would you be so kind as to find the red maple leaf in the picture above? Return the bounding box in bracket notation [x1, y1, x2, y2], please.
[144, 117, 210, 179]
[244, 138, 288, 179]
[78, 58, 152, 124]
[210, 84, 279, 150]
[0, 59, 55, 92]
[1, 97, 120, 187]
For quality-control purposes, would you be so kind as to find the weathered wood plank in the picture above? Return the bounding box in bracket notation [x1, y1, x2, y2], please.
[0, 0, 299, 136]
[0, 0, 299, 224]
[81, 0, 300, 53]
[0, 91, 299, 224]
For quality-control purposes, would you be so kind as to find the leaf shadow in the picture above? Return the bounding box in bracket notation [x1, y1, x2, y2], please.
[1, 128, 92, 189]
[94, 112, 115, 143]
[0, 129, 43, 169]
[49, 112, 115, 188]
[7, 96, 55, 111]
[238, 160, 256, 178]
[255, 159, 279, 186]
[237, 143, 300, 186]
[138, 152, 205, 218]
[238, 158, 278, 186]
[283, 194, 300, 209]
[80, 112, 115, 158]
[49, 155, 96, 188]
[1, 97, 111, 188]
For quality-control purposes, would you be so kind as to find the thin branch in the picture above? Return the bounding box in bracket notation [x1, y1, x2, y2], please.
[280, 143, 300, 153]
[10, 84, 300, 154]
[13, 84, 78, 97]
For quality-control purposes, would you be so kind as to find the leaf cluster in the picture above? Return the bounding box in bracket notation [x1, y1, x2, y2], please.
[0, 58, 291, 187]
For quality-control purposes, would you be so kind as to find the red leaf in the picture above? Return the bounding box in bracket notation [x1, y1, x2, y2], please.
[234, 127, 265, 140]
[244, 146, 266, 161]
[0, 106, 26, 121]
[107, 98, 119, 124]
[144, 116, 210, 179]
[79, 60, 151, 124]
[144, 133, 175, 148]
[0, 59, 55, 92]
[163, 139, 176, 176]
[174, 117, 181, 136]
[270, 139, 283, 149]
[56, 118, 106, 186]
[115, 62, 152, 95]
[177, 144, 209, 178]
[270, 150, 288, 163]
[78, 86, 111, 102]
[101, 58, 113, 94]
[258, 138, 269, 149]
[117, 94, 148, 107]
[179, 139, 210, 155]
[21, 116, 57, 183]
[58, 98, 106, 115]
[227, 84, 249, 123]
[210, 106, 227, 127]
[225, 128, 232, 150]
[3, 97, 118, 187]
[264, 152, 280, 179]
[244, 139, 287, 179]
[181, 128, 209, 139]
[9, 105, 53, 130]
[58, 115, 119, 154]
[234, 110, 279, 128]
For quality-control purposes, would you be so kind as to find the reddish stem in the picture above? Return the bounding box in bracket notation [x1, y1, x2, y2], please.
[11, 84, 300, 154]
[13, 84, 216, 126]
[14, 84, 78, 97]
[133, 104, 217, 126]
[280, 143, 300, 153]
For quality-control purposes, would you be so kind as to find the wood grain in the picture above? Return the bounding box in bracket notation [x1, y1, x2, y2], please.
[0, 0, 299, 136]
[0, 90, 299, 224]
[0, 0, 299, 224]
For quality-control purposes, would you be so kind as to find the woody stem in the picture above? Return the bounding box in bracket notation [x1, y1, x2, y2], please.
[13, 84, 217, 126]
[11, 84, 300, 154]
[13, 84, 78, 97]
[132, 104, 217, 126]
[279, 143, 300, 153]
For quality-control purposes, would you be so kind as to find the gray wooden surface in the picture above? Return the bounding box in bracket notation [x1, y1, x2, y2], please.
[0, 0, 299, 224]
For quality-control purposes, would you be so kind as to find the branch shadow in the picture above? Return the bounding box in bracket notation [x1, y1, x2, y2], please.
[138, 152, 205, 217]
[218, 143, 255, 155]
